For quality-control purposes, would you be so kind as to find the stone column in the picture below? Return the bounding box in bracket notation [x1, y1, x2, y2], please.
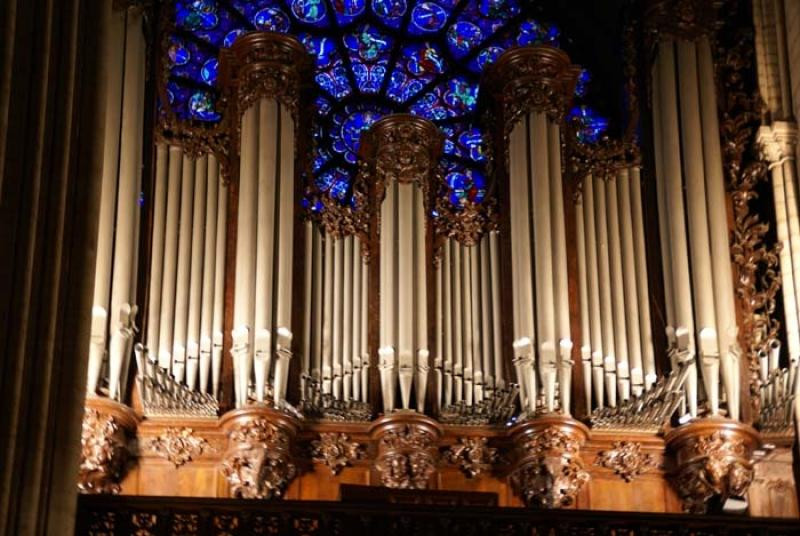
[0, 0, 111, 532]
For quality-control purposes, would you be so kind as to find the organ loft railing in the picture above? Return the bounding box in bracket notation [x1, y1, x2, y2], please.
[77, 0, 799, 519]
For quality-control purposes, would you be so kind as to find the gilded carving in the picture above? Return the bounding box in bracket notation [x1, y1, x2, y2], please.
[374, 423, 439, 489]
[221, 418, 297, 500]
[483, 46, 581, 132]
[145, 427, 211, 468]
[715, 0, 781, 410]
[360, 114, 443, 187]
[310, 433, 365, 475]
[644, 0, 716, 42]
[595, 441, 658, 482]
[78, 408, 132, 495]
[510, 426, 589, 509]
[445, 437, 498, 478]
[672, 431, 755, 513]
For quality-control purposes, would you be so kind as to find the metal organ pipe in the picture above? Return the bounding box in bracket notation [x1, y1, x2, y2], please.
[158, 147, 182, 371]
[186, 155, 207, 391]
[605, 174, 630, 401]
[172, 156, 196, 385]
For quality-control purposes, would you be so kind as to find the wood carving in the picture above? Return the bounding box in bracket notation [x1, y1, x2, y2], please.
[145, 427, 211, 468]
[595, 441, 658, 482]
[370, 413, 443, 490]
[644, 0, 716, 42]
[509, 418, 590, 509]
[78, 400, 138, 494]
[483, 45, 581, 132]
[445, 437, 498, 478]
[220, 409, 299, 500]
[310, 433, 365, 475]
[715, 0, 781, 413]
[666, 419, 760, 513]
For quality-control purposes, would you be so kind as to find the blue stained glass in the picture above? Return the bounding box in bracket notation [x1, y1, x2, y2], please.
[166, 0, 590, 209]
[223, 28, 246, 47]
[371, 0, 406, 28]
[569, 105, 609, 144]
[189, 91, 220, 121]
[468, 45, 504, 73]
[341, 109, 383, 153]
[291, 0, 327, 25]
[254, 7, 291, 31]
[344, 25, 391, 62]
[300, 34, 336, 67]
[447, 22, 483, 57]
[168, 42, 191, 66]
[331, 0, 366, 25]
[575, 69, 591, 98]
[411, 2, 448, 34]
[201, 58, 218, 83]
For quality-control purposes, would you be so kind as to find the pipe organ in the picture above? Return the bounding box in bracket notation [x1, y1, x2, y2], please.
[75, 0, 800, 519]
[649, 29, 741, 420]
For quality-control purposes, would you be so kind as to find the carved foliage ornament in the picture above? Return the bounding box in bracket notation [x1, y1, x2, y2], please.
[145, 427, 211, 467]
[375, 424, 438, 489]
[311, 433, 365, 475]
[483, 46, 581, 132]
[595, 441, 658, 482]
[445, 437, 499, 478]
[221, 418, 297, 499]
[644, 0, 716, 42]
[715, 0, 781, 409]
[510, 427, 589, 509]
[673, 431, 755, 513]
[360, 114, 444, 190]
[78, 408, 131, 494]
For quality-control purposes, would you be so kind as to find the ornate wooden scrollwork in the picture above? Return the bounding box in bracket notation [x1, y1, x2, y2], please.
[78, 398, 139, 494]
[145, 427, 212, 468]
[445, 437, 499, 479]
[369, 412, 443, 489]
[666, 419, 760, 513]
[595, 441, 658, 483]
[483, 45, 582, 132]
[310, 432, 365, 475]
[219, 407, 300, 500]
[714, 0, 781, 413]
[644, 0, 716, 42]
[508, 416, 590, 508]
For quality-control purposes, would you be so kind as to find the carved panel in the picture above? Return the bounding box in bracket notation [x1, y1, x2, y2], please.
[145, 427, 211, 467]
[445, 437, 498, 478]
[310, 432, 365, 475]
[595, 441, 658, 482]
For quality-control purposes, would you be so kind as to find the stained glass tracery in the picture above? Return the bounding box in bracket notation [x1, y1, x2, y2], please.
[166, 0, 606, 210]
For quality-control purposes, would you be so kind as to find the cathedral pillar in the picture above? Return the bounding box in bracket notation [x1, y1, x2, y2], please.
[359, 114, 443, 413]
[0, 0, 111, 532]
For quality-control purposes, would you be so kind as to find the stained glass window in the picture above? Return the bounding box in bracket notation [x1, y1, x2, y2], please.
[165, 0, 604, 210]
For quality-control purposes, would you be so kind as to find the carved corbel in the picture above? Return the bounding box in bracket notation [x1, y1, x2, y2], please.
[310, 433, 365, 475]
[369, 412, 443, 489]
[445, 437, 499, 478]
[219, 407, 300, 499]
[666, 419, 760, 513]
[508, 416, 590, 508]
[595, 441, 659, 482]
[78, 398, 139, 494]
